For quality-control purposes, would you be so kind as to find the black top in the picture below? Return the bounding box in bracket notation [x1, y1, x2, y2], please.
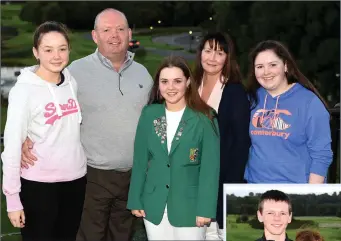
[215, 82, 251, 228]
[255, 233, 293, 241]
[56, 72, 65, 86]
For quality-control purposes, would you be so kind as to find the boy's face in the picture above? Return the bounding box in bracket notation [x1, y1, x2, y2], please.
[257, 200, 292, 236]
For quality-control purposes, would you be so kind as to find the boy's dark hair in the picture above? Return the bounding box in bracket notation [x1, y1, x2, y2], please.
[258, 190, 292, 214]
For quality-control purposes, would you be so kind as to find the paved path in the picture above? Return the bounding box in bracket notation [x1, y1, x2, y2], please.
[152, 32, 201, 51]
[144, 47, 196, 60]
[146, 32, 202, 60]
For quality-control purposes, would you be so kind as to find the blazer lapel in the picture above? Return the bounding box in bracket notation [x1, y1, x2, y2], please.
[169, 107, 196, 156]
[153, 106, 168, 155]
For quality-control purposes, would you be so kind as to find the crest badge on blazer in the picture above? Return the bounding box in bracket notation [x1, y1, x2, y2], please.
[189, 148, 199, 162]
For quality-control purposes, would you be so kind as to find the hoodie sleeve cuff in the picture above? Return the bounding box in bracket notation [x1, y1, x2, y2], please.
[310, 161, 330, 178]
[6, 193, 23, 212]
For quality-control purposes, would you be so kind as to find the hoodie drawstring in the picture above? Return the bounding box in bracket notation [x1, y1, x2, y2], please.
[261, 94, 268, 125]
[47, 84, 63, 117]
[261, 94, 280, 131]
[272, 96, 280, 131]
[46, 80, 82, 124]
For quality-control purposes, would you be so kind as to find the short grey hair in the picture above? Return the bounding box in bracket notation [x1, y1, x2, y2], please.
[94, 8, 129, 29]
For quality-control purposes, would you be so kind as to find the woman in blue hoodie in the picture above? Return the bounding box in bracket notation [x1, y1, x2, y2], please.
[245, 40, 333, 184]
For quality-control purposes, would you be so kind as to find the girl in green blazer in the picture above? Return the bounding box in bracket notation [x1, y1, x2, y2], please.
[127, 56, 220, 240]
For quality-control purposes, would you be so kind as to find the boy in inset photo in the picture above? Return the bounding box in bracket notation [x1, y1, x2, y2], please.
[256, 190, 293, 241]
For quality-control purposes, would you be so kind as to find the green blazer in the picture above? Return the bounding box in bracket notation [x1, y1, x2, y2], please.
[127, 104, 220, 227]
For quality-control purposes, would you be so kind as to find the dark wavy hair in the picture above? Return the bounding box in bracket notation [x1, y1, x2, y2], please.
[193, 31, 243, 87]
[246, 40, 329, 110]
[148, 56, 215, 120]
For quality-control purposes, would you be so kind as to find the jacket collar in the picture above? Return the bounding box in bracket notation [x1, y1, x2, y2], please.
[155, 103, 197, 155]
[96, 48, 134, 73]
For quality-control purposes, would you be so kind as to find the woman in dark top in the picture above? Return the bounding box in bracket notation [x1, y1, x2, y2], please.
[193, 32, 251, 239]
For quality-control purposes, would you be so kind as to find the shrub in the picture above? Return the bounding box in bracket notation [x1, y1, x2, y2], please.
[41, 2, 66, 24]
[337, 209, 341, 218]
[236, 214, 249, 223]
[19, 2, 43, 25]
[134, 48, 147, 59]
[240, 214, 249, 223]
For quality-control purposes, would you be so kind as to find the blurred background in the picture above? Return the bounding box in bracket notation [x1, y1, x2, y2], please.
[1, 1, 340, 240]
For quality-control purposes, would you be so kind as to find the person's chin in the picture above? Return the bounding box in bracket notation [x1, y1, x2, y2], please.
[269, 228, 285, 235]
[108, 45, 127, 53]
[48, 66, 66, 73]
[204, 66, 218, 73]
[166, 97, 183, 105]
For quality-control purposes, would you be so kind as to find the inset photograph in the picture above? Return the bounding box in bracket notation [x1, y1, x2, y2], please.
[224, 184, 341, 241]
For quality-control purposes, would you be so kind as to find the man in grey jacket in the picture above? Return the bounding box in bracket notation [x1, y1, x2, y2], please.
[21, 8, 153, 241]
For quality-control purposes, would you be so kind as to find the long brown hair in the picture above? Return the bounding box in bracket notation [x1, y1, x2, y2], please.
[193, 31, 243, 87]
[247, 40, 329, 110]
[148, 56, 215, 120]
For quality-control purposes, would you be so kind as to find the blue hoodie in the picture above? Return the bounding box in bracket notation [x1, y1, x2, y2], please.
[245, 83, 333, 183]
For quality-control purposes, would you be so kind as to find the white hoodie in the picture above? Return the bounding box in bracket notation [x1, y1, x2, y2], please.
[1, 66, 87, 212]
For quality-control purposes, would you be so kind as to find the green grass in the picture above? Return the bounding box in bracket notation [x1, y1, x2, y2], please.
[295, 216, 341, 223]
[227, 215, 341, 241]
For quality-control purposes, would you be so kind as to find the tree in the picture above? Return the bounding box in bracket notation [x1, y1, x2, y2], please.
[19, 2, 46, 25]
[337, 208, 341, 218]
[41, 2, 66, 24]
[212, 1, 340, 104]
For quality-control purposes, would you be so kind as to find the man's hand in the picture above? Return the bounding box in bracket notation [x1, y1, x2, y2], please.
[21, 137, 37, 169]
[8, 210, 25, 228]
[196, 216, 211, 227]
[131, 210, 146, 218]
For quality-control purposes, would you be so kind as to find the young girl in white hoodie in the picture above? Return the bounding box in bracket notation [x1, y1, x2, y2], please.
[1, 21, 87, 241]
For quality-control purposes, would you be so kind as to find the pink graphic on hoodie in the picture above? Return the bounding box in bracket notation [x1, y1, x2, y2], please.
[44, 99, 79, 125]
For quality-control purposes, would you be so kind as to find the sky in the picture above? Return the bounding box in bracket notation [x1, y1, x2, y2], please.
[224, 184, 341, 197]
